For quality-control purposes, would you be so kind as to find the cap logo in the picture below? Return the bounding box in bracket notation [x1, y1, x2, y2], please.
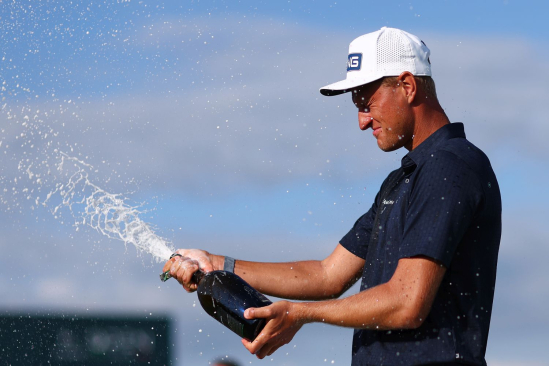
[347, 53, 362, 71]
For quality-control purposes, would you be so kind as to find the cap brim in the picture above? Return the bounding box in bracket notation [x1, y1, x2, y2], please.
[319, 75, 383, 96]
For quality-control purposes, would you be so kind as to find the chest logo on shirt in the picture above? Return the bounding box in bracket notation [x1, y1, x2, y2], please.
[382, 199, 394, 205]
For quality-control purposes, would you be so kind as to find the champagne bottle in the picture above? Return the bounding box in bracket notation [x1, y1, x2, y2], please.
[160, 262, 272, 341]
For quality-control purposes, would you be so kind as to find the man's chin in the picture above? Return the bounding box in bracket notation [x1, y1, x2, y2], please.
[377, 136, 409, 152]
[377, 140, 400, 152]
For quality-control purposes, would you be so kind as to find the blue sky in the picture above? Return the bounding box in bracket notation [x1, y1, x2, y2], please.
[2, 1, 549, 365]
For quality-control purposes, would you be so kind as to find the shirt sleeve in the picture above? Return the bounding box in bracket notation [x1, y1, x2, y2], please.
[398, 151, 484, 267]
[339, 186, 383, 260]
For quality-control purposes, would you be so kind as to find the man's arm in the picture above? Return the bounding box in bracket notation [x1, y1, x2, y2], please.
[234, 244, 365, 300]
[242, 255, 446, 359]
[163, 244, 365, 300]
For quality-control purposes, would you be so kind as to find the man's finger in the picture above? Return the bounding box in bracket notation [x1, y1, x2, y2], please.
[242, 331, 269, 355]
[163, 254, 181, 273]
[256, 343, 277, 359]
[162, 260, 172, 273]
[174, 249, 214, 272]
[244, 306, 272, 320]
[241, 338, 256, 354]
[181, 262, 199, 287]
[169, 258, 182, 276]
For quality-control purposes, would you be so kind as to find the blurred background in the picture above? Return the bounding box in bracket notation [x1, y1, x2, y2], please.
[1, 1, 548, 365]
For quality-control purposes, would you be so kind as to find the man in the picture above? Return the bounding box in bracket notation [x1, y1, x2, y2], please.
[163, 27, 501, 365]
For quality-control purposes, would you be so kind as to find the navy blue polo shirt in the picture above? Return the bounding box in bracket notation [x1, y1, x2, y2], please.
[341, 123, 501, 366]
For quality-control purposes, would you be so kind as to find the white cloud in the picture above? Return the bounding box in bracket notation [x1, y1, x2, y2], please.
[4, 17, 547, 199]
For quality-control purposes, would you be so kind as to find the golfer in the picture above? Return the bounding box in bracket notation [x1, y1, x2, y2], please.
[163, 27, 501, 366]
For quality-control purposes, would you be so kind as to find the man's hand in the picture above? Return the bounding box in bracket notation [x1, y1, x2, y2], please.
[241, 301, 305, 359]
[162, 249, 219, 292]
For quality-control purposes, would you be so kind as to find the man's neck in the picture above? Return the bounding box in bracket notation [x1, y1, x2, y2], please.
[407, 105, 450, 151]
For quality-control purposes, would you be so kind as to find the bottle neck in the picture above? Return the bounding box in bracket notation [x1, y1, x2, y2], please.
[192, 270, 205, 284]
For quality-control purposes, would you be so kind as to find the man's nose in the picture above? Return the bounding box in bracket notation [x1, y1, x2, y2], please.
[358, 112, 373, 130]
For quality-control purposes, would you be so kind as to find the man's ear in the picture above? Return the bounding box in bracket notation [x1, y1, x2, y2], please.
[397, 71, 417, 104]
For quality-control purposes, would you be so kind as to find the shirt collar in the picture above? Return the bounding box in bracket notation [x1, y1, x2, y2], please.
[401, 122, 466, 175]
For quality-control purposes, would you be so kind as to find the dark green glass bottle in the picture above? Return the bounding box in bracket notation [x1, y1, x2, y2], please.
[161, 268, 272, 341]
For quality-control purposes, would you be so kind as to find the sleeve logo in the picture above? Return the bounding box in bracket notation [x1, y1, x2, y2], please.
[347, 53, 362, 71]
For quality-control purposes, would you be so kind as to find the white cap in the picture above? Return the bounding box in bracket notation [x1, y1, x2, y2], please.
[320, 27, 431, 96]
